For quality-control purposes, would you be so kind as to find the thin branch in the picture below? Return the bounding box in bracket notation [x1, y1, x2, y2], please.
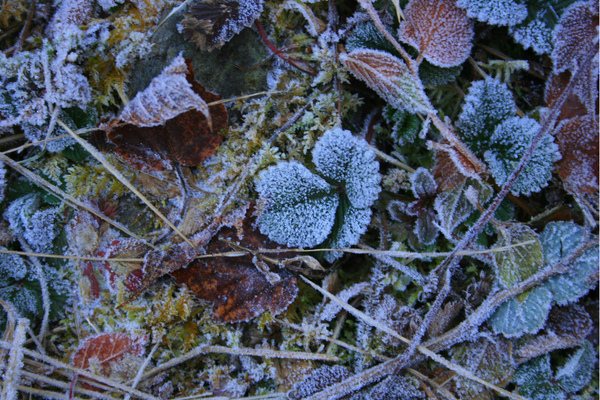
[369, 145, 415, 172]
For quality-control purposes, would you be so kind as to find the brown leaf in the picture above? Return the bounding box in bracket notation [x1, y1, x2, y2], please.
[516, 304, 593, 363]
[553, 115, 599, 194]
[432, 145, 468, 191]
[545, 71, 587, 121]
[399, 0, 474, 68]
[428, 140, 483, 179]
[340, 48, 433, 114]
[180, 0, 264, 52]
[171, 207, 298, 323]
[72, 333, 148, 391]
[551, 1, 599, 115]
[105, 56, 228, 172]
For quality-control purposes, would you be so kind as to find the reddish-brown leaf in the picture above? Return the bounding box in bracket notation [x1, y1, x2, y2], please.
[545, 71, 588, 121]
[72, 333, 148, 390]
[432, 145, 467, 191]
[171, 207, 298, 323]
[428, 140, 482, 180]
[553, 115, 599, 194]
[340, 49, 433, 114]
[104, 57, 228, 172]
[399, 0, 474, 67]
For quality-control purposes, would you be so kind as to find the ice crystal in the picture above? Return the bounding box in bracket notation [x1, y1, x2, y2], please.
[484, 116, 561, 196]
[509, 14, 553, 55]
[456, 0, 528, 26]
[456, 77, 516, 153]
[256, 128, 380, 258]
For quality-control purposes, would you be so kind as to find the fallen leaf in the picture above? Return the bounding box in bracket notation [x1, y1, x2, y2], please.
[171, 206, 299, 323]
[72, 333, 148, 391]
[105, 56, 228, 172]
[180, 0, 264, 52]
[553, 115, 599, 194]
[340, 48, 434, 114]
[399, 0, 474, 68]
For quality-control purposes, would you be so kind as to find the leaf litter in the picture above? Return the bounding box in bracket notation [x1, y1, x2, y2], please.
[0, 0, 597, 399]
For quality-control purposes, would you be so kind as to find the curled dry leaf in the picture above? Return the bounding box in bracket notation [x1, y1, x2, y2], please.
[180, 0, 264, 52]
[72, 333, 148, 391]
[341, 49, 433, 114]
[172, 206, 299, 323]
[105, 56, 228, 172]
[399, 0, 474, 68]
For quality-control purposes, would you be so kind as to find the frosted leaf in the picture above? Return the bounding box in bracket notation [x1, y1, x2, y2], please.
[553, 115, 599, 194]
[312, 127, 380, 209]
[256, 161, 337, 248]
[556, 341, 597, 393]
[46, 0, 92, 37]
[340, 48, 434, 114]
[513, 355, 566, 400]
[399, 0, 474, 67]
[516, 304, 592, 362]
[509, 14, 554, 55]
[288, 365, 350, 400]
[484, 116, 561, 196]
[451, 337, 514, 399]
[434, 179, 492, 240]
[346, 22, 399, 55]
[118, 55, 210, 127]
[488, 286, 553, 338]
[493, 223, 543, 288]
[0, 253, 28, 286]
[456, 0, 528, 26]
[540, 221, 599, 305]
[410, 167, 437, 199]
[456, 77, 516, 153]
[551, 0, 599, 75]
[52, 63, 92, 108]
[383, 106, 421, 146]
[322, 200, 372, 262]
[96, 0, 124, 11]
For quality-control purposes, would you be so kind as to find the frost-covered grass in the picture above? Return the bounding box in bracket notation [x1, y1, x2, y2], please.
[0, 0, 598, 399]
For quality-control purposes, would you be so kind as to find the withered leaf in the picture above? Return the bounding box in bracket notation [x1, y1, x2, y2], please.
[340, 48, 434, 114]
[399, 0, 474, 68]
[180, 0, 264, 52]
[105, 56, 228, 172]
[553, 115, 599, 194]
[72, 333, 148, 391]
[432, 144, 468, 191]
[172, 207, 298, 323]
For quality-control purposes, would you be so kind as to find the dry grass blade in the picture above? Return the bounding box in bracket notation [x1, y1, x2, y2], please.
[57, 118, 195, 249]
[0, 151, 155, 249]
[300, 276, 528, 400]
[0, 248, 144, 262]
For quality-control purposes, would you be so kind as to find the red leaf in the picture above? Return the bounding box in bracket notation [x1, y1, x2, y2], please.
[105, 57, 228, 172]
[172, 206, 298, 323]
[399, 0, 474, 67]
[72, 333, 148, 391]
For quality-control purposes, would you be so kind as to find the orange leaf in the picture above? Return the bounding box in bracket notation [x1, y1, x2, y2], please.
[340, 48, 433, 114]
[399, 0, 474, 67]
[72, 333, 148, 391]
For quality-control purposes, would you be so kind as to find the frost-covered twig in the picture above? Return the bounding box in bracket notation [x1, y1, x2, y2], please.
[133, 345, 340, 383]
[368, 145, 415, 172]
[21, 370, 116, 400]
[300, 276, 527, 400]
[1, 318, 28, 400]
[57, 118, 194, 249]
[0, 248, 144, 262]
[123, 341, 160, 400]
[17, 239, 50, 345]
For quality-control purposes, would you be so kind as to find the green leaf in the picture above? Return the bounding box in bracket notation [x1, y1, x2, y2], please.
[493, 223, 543, 288]
[540, 222, 599, 305]
[556, 341, 597, 393]
[488, 286, 552, 337]
[62, 143, 90, 162]
[513, 355, 566, 400]
[383, 106, 422, 146]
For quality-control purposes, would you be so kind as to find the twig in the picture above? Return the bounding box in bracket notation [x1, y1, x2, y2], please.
[369, 145, 415, 172]
[1, 319, 28, 400]
[20, 371, 116, 400]
[0, 248, 144, 262]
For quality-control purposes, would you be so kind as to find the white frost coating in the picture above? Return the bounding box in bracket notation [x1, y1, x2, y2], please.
[320, 282, 369, 321]
[409, 167, 437, 199]
[456, 0, 527, 27]
[1, 319, 28, 400]
[484, 116, 560, 196]
[256, 161, 338, 248]
[509, 16, 553, 55]
[214, 0, 264, 46]
[313, 127, 381, 209]
[119, 55, 210, 127]
[324, 205, 372, 262]
[0, 253, 29, 286]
